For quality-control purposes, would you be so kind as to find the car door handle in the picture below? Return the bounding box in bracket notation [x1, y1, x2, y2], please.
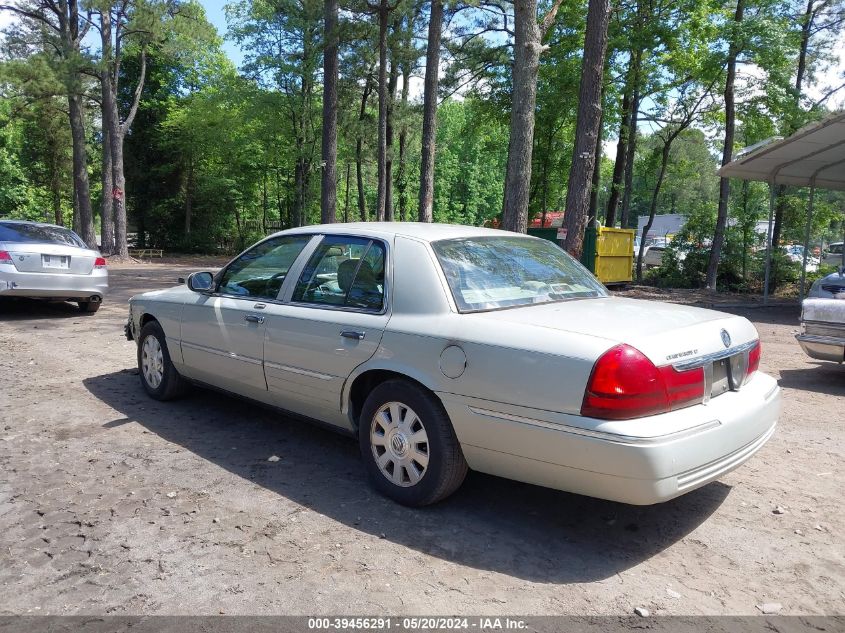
[244, 314, 265, 324]
[340, 330, 365, 340]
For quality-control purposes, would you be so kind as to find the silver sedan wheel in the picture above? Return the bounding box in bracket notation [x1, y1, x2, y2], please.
[370, 401, 430, 487]
[141, 334, 164, 389]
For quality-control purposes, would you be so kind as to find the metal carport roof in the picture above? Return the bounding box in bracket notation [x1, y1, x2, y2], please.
[717, 111, 845, 303]
[718, 112, 845, 190]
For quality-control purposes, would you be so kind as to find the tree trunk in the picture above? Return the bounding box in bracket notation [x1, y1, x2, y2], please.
[588, 106, 604, 222]
[620, 52, 641, 229]
[605, 76, 632, 228]
[294, 159, 306, 227]
[320, 0, 338, 224]
[185, 154, 193, 235]
[108, 44, 147, 259]
[262, 169, 269, 233]
[59, 0, 95, 247]
[562, 0, 611, 257]
[344, 162, 352, 222]
[67, 94, 96, 248]
[636, 140, 672, 282]
[418, 0, 443, 222]
[397, 62, 410, 222]
[275, 168, 285, 228]
[356, 73, 373, 221]
[385, 49, 399, 222]
[375, 0, 390, 221]
[100, 121, 113, 254]
[501, 0, 542, 233]
[99, 21, 115, 255]
[110, 137, 129, 256]
[50, 156, 63, 227]
[706, 0, 744, 290]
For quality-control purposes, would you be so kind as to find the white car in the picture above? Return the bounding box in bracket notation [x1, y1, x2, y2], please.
[782, 245, 819, 272]
[797, 269, 845, 362]
[126, 223, 781, 506]
[642, 243, 686, 268]
[0, 220, 108, 312]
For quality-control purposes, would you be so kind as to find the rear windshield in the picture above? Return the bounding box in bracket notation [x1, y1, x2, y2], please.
[432, 235, 608, 312]
[0, 222, 87, 248]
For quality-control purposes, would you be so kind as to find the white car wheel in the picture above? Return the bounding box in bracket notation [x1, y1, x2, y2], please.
[136, 321, 188, 400]
[359, 379, 467, 506]
[370, 401, 430, 487]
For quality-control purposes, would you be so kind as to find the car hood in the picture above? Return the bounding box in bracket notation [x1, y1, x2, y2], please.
[467, 296, 758, 366]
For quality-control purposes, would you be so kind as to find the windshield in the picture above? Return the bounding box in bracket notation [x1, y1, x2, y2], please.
[432, 235, 608, 312]
[0, 222, 87, 248]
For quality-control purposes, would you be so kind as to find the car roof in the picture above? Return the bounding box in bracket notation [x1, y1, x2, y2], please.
[274, 222, 524, 242]
[0, 219, 66, 230]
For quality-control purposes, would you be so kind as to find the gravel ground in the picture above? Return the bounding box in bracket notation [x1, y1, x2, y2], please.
[0, 263, 842, 616]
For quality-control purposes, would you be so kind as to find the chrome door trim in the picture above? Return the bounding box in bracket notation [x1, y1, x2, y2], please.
[264, 360, 335, 381]
[181, 340, 263, 365]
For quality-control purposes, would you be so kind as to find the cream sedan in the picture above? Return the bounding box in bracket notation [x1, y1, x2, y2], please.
[125, 224, 781, 506]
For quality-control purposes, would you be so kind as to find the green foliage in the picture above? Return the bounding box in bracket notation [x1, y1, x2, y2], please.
[432, 100, 507, 226]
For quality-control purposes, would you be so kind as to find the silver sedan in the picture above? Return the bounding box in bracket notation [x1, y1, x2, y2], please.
[0, 220, 108, 313]
[126, 223, 780, 506]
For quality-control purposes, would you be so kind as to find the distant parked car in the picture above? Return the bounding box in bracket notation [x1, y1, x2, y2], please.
[821, 242, 844, 268]
[0, 220, 107, 313]
[797, 268, 845, 363]
[126, 222, 779, 507]
[642, 244, 686, 268]
[782, 245, 819, 272]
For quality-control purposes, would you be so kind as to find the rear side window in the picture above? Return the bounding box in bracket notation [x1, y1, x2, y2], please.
[292, 235, 386, 311]
[0, 222, 87, 248]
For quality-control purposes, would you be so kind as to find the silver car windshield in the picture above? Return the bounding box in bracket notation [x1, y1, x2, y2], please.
[432, 236, 608, 312]
[0, 222, 87, 248]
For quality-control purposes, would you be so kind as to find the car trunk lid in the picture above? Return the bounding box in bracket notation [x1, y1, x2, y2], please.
[0, 242, 98, 275]
[468, 296, 759, 368]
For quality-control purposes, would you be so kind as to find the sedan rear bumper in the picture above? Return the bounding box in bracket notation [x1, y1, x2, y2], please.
[796, 333, 845, 362]
[0, 269, 108, 300]
[440, 372, 781, 505]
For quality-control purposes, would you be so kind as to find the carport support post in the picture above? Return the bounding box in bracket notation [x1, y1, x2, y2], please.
[799, 181, 815, 300]
[763, 183, 775, 305]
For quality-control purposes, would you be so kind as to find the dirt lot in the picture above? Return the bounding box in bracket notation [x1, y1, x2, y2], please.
[0, 262, 843, 616]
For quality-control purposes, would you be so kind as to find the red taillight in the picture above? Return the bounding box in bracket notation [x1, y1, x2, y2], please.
[660, 364, 706, 408]
[0, 250, 12, 265]
[746, 340, 761, 382]
[581, 344, 705, 420]
[94, 257, 107, 269]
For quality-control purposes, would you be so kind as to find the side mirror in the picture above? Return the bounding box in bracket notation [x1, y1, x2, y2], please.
[187, 271, 214, 293]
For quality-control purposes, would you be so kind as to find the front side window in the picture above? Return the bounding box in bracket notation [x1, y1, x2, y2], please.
[432, 235, 607, 312]
[0, 222, 87, 248]
[293, 235, 386, 311]
[218, 234, 312, 300]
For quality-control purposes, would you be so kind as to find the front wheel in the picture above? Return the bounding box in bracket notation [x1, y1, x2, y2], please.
[137, 321, 188, 400]
[359, 379, 468, 506]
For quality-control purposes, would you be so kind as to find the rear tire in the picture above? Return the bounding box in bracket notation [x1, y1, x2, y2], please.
[78, 300, 101, 314]
[137, 321, 188, 400]
[359, 379, 467, 506]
